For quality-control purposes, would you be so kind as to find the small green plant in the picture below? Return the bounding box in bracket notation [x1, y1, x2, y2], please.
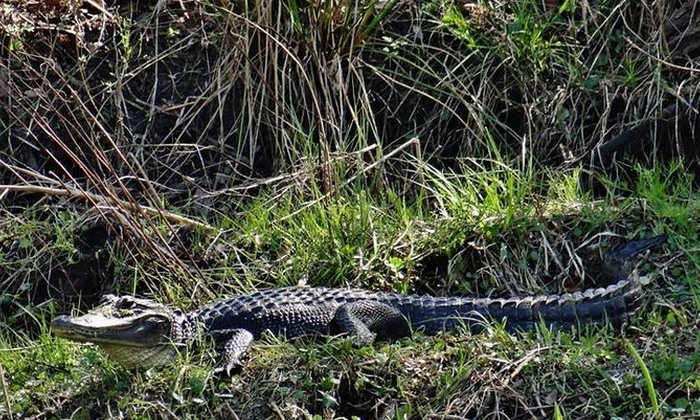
[625, 339, 662, 419]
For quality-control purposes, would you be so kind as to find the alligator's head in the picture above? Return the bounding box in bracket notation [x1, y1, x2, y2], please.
[51, 295, 181, 368]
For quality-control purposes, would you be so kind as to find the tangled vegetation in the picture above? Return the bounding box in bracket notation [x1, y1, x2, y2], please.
[0, 0, 698, 418]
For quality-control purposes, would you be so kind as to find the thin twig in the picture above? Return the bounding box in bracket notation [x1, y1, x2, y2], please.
[626, 37, 700, 74]
[0, 185, 214, 231]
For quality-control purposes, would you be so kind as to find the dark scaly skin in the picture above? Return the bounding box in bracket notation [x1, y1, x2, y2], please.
[51, 234, 666, 374]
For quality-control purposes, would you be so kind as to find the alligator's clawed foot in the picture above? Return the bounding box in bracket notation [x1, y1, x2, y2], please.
[211, 329, 254, 376]
[212, 361, 244, 377]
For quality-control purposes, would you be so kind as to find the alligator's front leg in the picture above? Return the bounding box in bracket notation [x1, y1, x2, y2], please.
[211, 328, 254, 375]
[331, 301, 411, 345]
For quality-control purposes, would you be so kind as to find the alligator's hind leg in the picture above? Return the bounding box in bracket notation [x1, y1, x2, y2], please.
[212, 328, 254, 376]
[331, 301, 411, 346]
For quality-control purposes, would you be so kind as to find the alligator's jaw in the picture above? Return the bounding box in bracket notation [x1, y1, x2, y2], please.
[51, 295, 179, 368]
[98, 343, 178, 368]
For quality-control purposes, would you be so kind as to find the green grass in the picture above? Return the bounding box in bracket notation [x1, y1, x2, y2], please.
[1, 0, 699, 418]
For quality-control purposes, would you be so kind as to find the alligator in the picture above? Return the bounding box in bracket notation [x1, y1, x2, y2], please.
[51, 233, 667, 374]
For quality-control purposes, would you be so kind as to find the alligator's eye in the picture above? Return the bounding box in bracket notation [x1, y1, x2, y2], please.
[117, 297, 136, 310]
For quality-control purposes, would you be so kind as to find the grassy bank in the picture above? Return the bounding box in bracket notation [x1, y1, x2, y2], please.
[1, 0, 699, 418]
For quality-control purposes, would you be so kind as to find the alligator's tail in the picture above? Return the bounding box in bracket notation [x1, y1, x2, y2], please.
[483, 272, 645, 332]
[608, 233, 668, 260]
[406, 233, 665, 334]
[602, 233, 667, 281]
[406, 272, 645, 334]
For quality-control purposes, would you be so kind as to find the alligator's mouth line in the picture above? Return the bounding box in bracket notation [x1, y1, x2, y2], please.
[51, 314, 171, 347]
